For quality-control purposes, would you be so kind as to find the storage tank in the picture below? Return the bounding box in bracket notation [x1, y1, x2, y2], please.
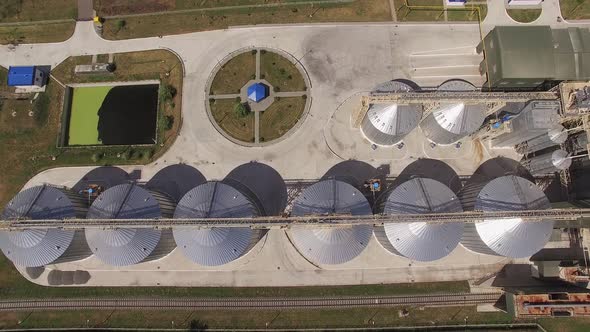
[459, 175, 554, 258]
[524, 149, 572, 176]
[520, 125, 568, 154]
[288, 179, 372, 265]
[0, 185, 91, 267]
[173, 182, 264, 266]
[419, 80, 486, 145]
[361, 81, 422, 146]
[85, 183, 176, 266]
[374, 178, 463, 261]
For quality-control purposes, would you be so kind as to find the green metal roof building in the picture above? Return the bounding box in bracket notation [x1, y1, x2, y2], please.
[477, 26, 590, 89]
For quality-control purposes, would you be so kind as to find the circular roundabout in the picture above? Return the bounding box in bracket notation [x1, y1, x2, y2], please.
[206, 47, 311, 146]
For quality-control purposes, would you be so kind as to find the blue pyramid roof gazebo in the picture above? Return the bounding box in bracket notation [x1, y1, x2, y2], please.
[247, 83, 268, 102]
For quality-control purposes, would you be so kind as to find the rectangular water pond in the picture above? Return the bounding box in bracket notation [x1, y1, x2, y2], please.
[64, 83, 159, 146]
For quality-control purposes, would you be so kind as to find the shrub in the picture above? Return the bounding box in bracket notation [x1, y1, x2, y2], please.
[251, 49, 257, 55]
[159, 84, 177, 104]
[144, 149, 154, 161]
[302, 94, 307, 100]
[116, 20, 126, 31]
[91, 152, 103, 163]
[121, 149, 132, 160]
[164, 115, 174, 130]
[234, 103, 249, 118]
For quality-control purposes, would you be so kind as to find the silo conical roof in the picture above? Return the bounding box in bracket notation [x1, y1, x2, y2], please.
[420, 80, 486, 145]
[461, 175, 554, 258]
[376, 178, 463, 261]
[362, 81, 422, 146]
[173, 182, 261, 266]
[289, 179, 373, 265]
[0, 186, 79, 267]
[85, 184, 163, 266]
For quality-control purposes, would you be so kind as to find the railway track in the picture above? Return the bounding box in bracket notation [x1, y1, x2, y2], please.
[0, 293, 502, 311]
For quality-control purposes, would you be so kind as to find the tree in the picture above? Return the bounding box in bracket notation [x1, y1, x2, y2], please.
[234, 102, 249, 118]
[159, 84, 177, 104]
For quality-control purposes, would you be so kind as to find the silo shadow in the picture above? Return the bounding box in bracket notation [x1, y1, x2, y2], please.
[223, 162, 287, 216]
[468, 156, 534, 186]
[146, 164, 207, 202]
[393, 158, 462, 194]
[321, 160, 389, 188]
[72, 166, 130, 193]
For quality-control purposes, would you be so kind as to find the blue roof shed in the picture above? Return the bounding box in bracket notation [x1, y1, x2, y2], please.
[247, 83, 268, 103]
[8, 66, 35, 86]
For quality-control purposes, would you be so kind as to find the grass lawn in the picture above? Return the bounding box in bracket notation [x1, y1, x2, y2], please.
[102, 0, 391, 40]
[68, 86, 113, 145]
[507, 9, 542, 23]
[260, 51, 306, 92]
[0, 0, 77, 22]
[0, 49, 183, 212]
[260, 97, 306, 142]
[0, 21, 76, 44]
[560, 0, 590, 20]
[394, 0, 444, 21]
[210, 51, 256, 95]
[447, 4, 487, 22]
[210, 99, 255, 142]
[0, 306, 522, 330]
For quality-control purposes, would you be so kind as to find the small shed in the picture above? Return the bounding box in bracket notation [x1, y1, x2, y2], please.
[7, 66, 45, 87]
[247, 83, 268, 102]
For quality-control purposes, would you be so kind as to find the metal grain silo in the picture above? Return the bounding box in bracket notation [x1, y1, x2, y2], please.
[0, 185, 91, 267]
[288, 179, 372, 265]
[85, 183, 176, 266]
[419, 80, 486, 145]
[361, 81, 422, 146]
[520, 125, 568, 154]
[524, 149, 572, 176]
[374, 178, 463, 261]
[459, 175, 554, 258]
[173, 182, 264, 266]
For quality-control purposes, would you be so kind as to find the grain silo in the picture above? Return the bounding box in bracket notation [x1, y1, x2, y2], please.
[374, 178, 463, 261]
[419, 80, 486, 145]
[524, 149, 572, 176]
[459, 175, 554, 258]
[0, 185, 91, 267]
[520, 125, 568, 154]
[173, 182, 264, 266]
[361, 81, 422, 146]
[85, 183, 176, 266]
[288, 179, 372, 265]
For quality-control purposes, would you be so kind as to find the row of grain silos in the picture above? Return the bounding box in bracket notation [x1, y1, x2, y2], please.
[0, 181, 264, 268]
[1, 169, 555, 268]
[361, 79, 487, 147]
[287, 174, 554, 266]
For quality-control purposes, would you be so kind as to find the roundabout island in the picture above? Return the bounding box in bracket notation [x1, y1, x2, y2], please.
[206, 48, 311, 146]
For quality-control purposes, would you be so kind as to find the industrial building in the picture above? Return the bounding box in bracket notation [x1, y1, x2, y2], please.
[0, 185, 90, 267]
[288, 179, 373, 265]
[85, 183, 176, 266]
[374, 178, 464, 262]
[477, 26, 590, 89]
[523, 149, 572, 176]
[459, 175, 554, 258]
[361, 80, 423, 146]
[419, 79, 486, 145]
[173, 182, 264, 266]
[518, 125, 568, 154]
[7, 66, 46, 87]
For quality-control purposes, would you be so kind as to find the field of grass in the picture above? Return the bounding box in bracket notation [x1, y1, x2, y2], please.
[260, 51, 306, 92]
[102, 0, 391, 40]
[0, 21, 75, 44]
[260, 97, 306, 142]
[210, 99, 255, 142]
[68, 86, 113, 145]
[0, 0, 77, 22]
[560, 0, 590, 20]
[210, 51, 256, 95]
[507, 9, 542, 23]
